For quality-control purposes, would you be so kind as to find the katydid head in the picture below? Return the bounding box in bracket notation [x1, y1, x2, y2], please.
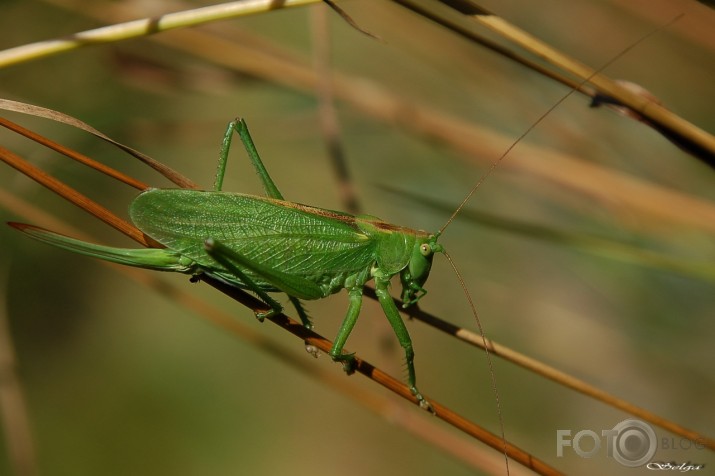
[400, 233, 444, 308]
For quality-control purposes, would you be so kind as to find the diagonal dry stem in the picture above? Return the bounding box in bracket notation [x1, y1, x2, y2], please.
[421, 0, 715, 165]
[0, 117, 149, 191]
[0, 145, 150, 247]
[6, 0, 713, 166]
[0, 0, 321, 68]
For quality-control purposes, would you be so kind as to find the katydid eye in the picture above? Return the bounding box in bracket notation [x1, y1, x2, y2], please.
[420, 244, 431, 256]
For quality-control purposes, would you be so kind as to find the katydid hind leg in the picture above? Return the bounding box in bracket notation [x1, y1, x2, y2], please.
[235, 119, 284, 200]
[213, 120, 235, 192]
[215, 119, 285, 200]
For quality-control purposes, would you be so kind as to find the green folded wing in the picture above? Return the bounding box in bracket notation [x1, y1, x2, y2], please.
[129, 190, 378, 293]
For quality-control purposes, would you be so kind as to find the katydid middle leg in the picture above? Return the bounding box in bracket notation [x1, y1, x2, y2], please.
[203, 238, 283, 320]
[288, 296, 313, 329]
[204, 238, 322, 326]
[328, 287, 364, 374]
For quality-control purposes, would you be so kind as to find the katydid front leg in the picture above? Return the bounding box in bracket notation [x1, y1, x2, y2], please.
[329, 278, 429, 410]
[373, 273, 429, 409]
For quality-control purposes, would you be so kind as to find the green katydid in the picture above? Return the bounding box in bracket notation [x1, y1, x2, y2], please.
[10, 118, 450, 408]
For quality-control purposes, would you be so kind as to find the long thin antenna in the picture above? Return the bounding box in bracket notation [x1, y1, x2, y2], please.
[436, 14, 683, 475]
[443, 250, 510, 474]
[439, 14, 683, 235]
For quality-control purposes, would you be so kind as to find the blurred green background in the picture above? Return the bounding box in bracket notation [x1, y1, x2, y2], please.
[1, 0, 714, 475]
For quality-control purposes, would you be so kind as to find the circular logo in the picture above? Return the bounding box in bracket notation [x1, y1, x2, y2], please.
[610, 419, 657, 467]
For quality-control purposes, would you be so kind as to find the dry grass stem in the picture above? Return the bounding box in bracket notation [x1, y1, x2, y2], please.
[429, 0, 715, 164]
[0, 117, 149, 191]
[7, 1, 714, 232]
[0, 0, 321, 68]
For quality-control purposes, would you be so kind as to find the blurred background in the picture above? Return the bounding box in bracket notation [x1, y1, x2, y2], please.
[0, 0, 713, 475]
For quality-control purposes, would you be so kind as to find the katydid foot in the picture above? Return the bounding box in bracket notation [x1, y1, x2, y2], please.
[330, 351, 357, 375]
[410, 386, 434, 413]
